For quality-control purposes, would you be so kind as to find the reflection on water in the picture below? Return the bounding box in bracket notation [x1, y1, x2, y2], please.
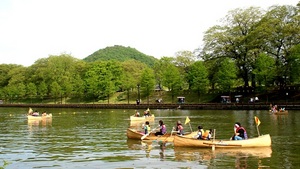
[28, 118, 52, 127]
[173, 146, 272, 160]
[127, 139, 272, 168]
[271, 114, 288, 125]
[127, 139, 167, 159]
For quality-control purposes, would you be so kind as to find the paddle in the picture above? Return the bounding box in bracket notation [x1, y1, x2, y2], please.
[141, 127, 159, 140]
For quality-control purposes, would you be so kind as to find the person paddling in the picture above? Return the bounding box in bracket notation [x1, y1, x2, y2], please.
[155, 120, 167, 136]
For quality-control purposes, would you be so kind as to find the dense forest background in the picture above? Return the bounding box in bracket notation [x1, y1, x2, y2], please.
[1, 4, 300, 104]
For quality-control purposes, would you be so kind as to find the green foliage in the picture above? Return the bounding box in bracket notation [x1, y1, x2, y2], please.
[16, 83, 26, 99]
[202, 7, 263, 87]
[85, 61, 124, 103]
[215, 58, 237, 92]
[253, 53, 276, 86]
[50, 81, 61, 103]
[83, 45, 157, 67]
[140, 67, 156, 104]
[7, 66, 26, 86]
[27, 82, 37, 103]
[253, 5, 300, 85]
[162, 63, 183, 103]
[38, 81, 48, 101]
[288, 44, 300, 83]
[203, 59, 219, 90]
[71, 74, 85, 102]
[120, 60, 147, 103]
[187, 61, 209, 102]
[153, 57, 175, 89]
[0, 64, 16, 87]
[174, 50, 196, 76]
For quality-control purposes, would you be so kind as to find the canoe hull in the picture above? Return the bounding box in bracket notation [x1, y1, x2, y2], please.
[174, 134, 271, 148]
[127, 128, 197, 142]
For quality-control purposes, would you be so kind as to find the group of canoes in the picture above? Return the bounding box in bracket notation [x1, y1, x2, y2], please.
[127, 112, 272, 149]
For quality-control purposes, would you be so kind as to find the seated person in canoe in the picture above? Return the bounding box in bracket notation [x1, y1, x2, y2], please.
[231, 122, 248, 140]
[144, 108, 151, 116]
[32, 110, 39, 116]
[144, 121, 151, 134]
[175, 120, 184, 135]
[196, 125, 211, 140]
[155, 120, 167, 136]
[134, 110, 140, 117]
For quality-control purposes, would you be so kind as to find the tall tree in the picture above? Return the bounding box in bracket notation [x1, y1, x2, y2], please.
[29, 54, 79, 100]
[50, 81, 61, 104]
[215, 58, 237, 93]
[38, 81, 48, 103]
[153, 57, 175, 91]
[202, 7, 263, 87]
[71, 74, 85, 103]
[162, 64, 183, 103]
[254, 5, 300, 86]
[287, 44, 300, 84]
[203, 59, 219, 90]
[16, 83, 26, 101]
[121, 60, 147, 103]
[0, 64, 21, 88]
[27, 82, 37, 103]
[85, 61, 123, 103]
[140, 67, 155, 104]
[187, 61, 209, 102]
[174, 51, 196, 90]
[253, 53, 276, 87]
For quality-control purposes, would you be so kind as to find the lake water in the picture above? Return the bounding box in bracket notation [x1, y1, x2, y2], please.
[0, 107, 299, 169]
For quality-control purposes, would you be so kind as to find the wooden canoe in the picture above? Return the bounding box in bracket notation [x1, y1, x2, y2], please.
[27, 113, 52, 120]
[173, 134, 271, 148]
[126, 128, 197, 142]
[130, 114, 155, 121]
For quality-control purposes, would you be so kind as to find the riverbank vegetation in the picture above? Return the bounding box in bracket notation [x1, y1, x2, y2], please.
[1, 4, 300, 104]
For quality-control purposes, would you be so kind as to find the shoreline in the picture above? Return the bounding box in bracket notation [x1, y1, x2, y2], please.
[0, 102, 299, 110]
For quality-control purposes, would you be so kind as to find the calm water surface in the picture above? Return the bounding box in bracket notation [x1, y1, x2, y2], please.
[0, 107, 299, 169]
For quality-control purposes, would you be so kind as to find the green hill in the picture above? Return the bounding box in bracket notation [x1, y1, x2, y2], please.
[83, 45, 158, 67]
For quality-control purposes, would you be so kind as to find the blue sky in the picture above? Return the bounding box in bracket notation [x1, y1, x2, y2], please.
[0, 0, 299, 66]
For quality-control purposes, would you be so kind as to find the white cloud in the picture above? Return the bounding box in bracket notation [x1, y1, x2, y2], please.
[0, 0, 298, 66]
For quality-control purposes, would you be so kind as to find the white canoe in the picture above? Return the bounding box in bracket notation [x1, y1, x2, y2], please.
[130, 114, 155, 121]
[27, 113, 52, 120]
